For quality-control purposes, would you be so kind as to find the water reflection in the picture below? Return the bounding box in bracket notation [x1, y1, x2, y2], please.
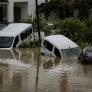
[0, 48, 91, 92]
[42, 57, 61, 69]
[0, 49, 19, 59]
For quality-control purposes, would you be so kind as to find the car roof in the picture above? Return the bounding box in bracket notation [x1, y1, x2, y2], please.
[0, 23, 32, 37]
[44, 35, 79, 49]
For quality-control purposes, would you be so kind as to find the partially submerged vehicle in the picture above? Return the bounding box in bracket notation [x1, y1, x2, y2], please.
[78, 46, 92, 62]
[41, 35, 81, 57]
[0, 23, 32, 49]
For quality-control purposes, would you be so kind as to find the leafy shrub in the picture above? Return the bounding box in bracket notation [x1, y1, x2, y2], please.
[32, 16, 52, 34]
[55, 17, 87, 42]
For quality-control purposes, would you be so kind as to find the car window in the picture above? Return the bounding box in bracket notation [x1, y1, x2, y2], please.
[20, 28, 32, 40]
[0, 37, 14, 48]
[13, 36, 19, 47]
[43, 40, 53, 51]
[54, 47, 61, 57]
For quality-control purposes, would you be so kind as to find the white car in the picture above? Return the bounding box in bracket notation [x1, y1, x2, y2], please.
[0, 23, 32, 49]
[41, 35, 81, 57]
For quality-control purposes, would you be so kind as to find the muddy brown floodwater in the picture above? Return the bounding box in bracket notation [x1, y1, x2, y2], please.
[0, 48, 92, 92]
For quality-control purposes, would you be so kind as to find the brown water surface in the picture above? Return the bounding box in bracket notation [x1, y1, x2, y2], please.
[0, 48, 91, 92]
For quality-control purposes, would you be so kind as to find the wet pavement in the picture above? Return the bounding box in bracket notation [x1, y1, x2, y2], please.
[0, 48, 92, 92]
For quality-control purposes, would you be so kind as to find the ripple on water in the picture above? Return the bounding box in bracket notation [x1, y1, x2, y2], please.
[0, 48, 91, 92]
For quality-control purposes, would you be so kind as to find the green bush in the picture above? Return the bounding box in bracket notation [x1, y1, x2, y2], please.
[32, 16, 52, 34]
[20, 17, 32, 24]
[55, 17, 87, 42]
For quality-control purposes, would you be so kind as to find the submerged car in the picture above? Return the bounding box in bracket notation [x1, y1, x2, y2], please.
[78, 46, 92, 62]
[0, 23, 32, 49]
[41, 35, 81, 57]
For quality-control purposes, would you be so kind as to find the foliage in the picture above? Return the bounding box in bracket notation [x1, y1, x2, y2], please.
[39, 0, 92, 20]
[32, 16, 52, 34]
[20, 16, 51, 33]
[78, 0, 89, 19]
[20, 40, 39, 48]
[77, 41, 89, 49]
[54, 17, 92, 48]
[39, 0, 75, 19]
[85, 25, 92, 43]
[87, 0, 92, 8]
[55, 17, 87, 42]
[20, 17, 32, 24]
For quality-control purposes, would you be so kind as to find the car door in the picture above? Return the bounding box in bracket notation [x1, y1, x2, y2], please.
[41, 40, 53, 56]
[13, 35, 20, 48]
[54, 47, 61, 57]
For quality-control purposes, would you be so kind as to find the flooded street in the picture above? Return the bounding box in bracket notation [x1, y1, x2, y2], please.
[0, 48, 92, 92]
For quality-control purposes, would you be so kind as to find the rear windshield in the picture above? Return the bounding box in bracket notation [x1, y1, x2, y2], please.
[0, 37, 14, 48]
[61, 47, 81, 57]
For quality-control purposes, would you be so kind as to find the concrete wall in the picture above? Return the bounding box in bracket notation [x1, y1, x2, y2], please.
[14, 0, 28, 2]
[14, 2, 28, 20]
[28, 0, 45, 19]
[21, 3, 28, 19]
[7, 0, 14, 22]
[7, 0, 45, 22]
[28, 0, 36, 18]
[38, 0, 45, 5]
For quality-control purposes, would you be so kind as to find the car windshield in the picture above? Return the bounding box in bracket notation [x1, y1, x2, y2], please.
[61, 47, 81, 57]
[0, 24, 7, 30]
[0, 37, 14, 48]
[87, 47, 92, 52]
